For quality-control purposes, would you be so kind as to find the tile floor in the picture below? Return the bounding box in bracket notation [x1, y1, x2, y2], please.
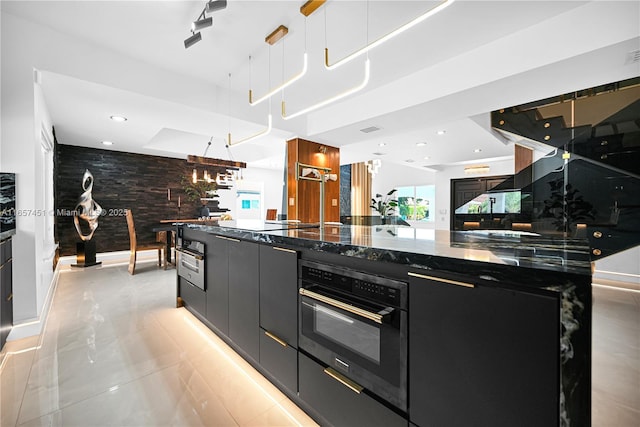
[1, 259, 318, 426]
[591, 283, 640, 426]
[1, 260, 638, 426]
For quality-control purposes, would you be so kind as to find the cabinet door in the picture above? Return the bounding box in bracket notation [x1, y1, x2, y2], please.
[259, 245, 298, 347]
[206, 235, 229, 335]
[228, 239, 260, 361]
[409, 273, 559, 427]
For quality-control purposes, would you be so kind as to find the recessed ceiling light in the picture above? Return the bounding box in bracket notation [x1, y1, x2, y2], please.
[101, 141, 114, 146]
[474, 148, 482, 153]
[423, 156, 430, 160]
[378, 142, 387, 147]
[416, 142, 426, 147]
[110, 115, 127, 122]
[437, 130, 446, 135]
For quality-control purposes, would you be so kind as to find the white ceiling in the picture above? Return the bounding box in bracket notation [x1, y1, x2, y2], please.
[3, 0, 639, 171]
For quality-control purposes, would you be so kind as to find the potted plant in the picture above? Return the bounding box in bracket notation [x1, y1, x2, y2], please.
[182, 176, 219, 217]
[370, 189, 398, 224]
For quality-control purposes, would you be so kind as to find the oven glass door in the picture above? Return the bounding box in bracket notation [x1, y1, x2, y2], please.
[299, 285, 404, 388]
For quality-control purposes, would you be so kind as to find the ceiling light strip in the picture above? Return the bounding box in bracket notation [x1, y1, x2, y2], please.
[325, 0, 454, 70]
[226, 114, 273, 147]
[281, 58, 370, 121]
[249, 53, 308, 106]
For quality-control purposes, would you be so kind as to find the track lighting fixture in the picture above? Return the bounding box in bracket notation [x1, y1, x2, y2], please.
[184, 31, 202, 49]
[206, 0, 227, 13]
[192, 16, 213, 32]
[184, 0, 226, 49]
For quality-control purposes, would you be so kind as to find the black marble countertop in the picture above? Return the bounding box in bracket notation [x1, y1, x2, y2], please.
[183, 221, 592, 277]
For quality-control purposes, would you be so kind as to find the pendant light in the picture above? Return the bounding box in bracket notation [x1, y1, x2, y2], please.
[227, 72, 272, 148]
[324, 0, 455, 70]
[248, 21, 309, 107]
[281, 0, 372, 120]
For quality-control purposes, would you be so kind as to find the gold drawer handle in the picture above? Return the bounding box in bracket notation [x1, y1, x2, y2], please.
[407, 272, 475, 288]
[273, 246, 296, 254]
[7, 293, 13, 302]
[264, 331, 287, 347]
[323, 368, 363, 394]
[215, 236, 240, 242]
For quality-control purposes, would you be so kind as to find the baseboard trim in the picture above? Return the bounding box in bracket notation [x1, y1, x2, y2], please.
[57, 249, 163, 266]
[593, 269, 640, 290]
[8, 263, 61, 341]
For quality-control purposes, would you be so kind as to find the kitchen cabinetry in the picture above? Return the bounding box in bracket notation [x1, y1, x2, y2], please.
[259, 244, 299, 392]
[228, 238, 260, 362]
[179, 276, 206, 318]
[408, 271, 559, 427]
[259, 245, 298, 346]
[298, 352, 407, 427]
[0, 238, 13, 349]
[206, 235, 230, 334]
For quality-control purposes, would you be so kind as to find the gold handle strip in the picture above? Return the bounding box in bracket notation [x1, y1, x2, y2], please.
[7, 293, 13, 302]
[273, 246, 296, 254]
[264, 331, 287, 348]
[407, 272, 475, 288]
[215, 236, 240, 242]
[323, 368, 363, 394]
[299, 288, 384, 324]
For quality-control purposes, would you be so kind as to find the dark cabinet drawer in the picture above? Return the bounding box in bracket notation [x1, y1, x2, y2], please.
[179, 277, 206, 317]
[299, 352, 407, 427]
[259, 328, 297, 393]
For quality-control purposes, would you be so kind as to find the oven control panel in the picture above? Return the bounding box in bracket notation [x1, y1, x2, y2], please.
[353, 279, 400, 306]
[301, 262, 406, 309]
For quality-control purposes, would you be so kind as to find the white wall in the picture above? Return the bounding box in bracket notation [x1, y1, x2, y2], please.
[214, 167, 283, 220]
[33, 80, 56, 317]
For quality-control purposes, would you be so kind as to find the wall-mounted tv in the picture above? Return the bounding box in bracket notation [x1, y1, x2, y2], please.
[0, 173, 16, 239]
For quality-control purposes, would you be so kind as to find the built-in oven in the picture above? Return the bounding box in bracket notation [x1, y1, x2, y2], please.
[299, 260, 408, 412]
[176, 240, 205, 291]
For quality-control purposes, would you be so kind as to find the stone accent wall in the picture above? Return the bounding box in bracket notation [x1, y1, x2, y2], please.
[54, 144, 222, 256]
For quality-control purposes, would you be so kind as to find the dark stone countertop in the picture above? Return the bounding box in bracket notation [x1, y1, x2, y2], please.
[182, 221, 593, 280]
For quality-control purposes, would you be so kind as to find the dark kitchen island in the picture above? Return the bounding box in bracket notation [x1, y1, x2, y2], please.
[176, 221, 591, 427]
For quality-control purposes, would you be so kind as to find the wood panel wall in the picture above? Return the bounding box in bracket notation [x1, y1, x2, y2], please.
[54, 144, 226, 256]
[350, 162, 372, 215]
[286, 138, 340, 223]
[514, 144, 533, 189]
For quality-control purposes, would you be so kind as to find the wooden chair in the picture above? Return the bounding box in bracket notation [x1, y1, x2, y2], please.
[266, 209, 277, 220]
[125, 209, 164, 275]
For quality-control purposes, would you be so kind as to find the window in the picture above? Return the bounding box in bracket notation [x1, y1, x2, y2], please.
[397, 185, 435, 222]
